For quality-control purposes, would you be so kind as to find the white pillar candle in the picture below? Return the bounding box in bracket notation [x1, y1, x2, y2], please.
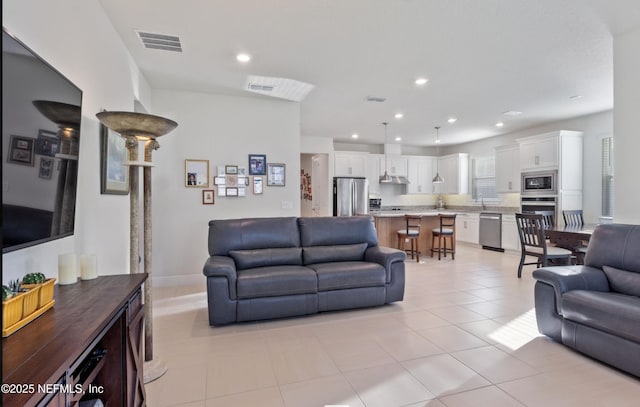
[58, 253, 78, 285]
[80, 254, 98, 280]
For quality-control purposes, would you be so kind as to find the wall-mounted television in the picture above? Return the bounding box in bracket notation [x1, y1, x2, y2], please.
[2, 28, 83, 253]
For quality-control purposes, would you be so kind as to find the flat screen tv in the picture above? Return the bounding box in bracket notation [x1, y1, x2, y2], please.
[2, 29, 83, 253]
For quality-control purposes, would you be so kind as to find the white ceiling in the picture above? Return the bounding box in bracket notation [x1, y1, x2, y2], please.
[98, 0, 640, 147]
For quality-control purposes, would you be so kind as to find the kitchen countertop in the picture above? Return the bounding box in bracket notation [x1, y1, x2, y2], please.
[370, 205, 518, 217]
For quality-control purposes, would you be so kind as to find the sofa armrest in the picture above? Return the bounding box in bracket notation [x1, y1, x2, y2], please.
[203, 255, 238, 299]
[533, 265, 609, 307]
[365, 246, 407, 281]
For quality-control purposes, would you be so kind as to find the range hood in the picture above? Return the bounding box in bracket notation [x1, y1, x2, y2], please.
[379, 141, 410, 184]
[379, 173, 410, 185]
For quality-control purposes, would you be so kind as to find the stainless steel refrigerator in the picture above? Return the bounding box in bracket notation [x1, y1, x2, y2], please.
[333, 177, 369, 216]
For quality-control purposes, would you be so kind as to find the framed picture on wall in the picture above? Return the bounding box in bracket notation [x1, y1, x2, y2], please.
[267, 163, 286, 186]
[248, 154, 267, 175]
[39, 156, 54, 179]
[35, 129, 60, 157]
[202, 189, 215, 204]
[7, 135, 35, 166]
[253, 176, 263, 194]
[185, 159, 209, 187]
[100, 123, 129, 194]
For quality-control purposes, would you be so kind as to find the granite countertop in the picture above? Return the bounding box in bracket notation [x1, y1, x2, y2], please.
[370, 205, 518, 217]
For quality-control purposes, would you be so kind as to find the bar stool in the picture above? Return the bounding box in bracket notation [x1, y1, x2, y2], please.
[397, 215, 422, 262]
[431, 214, 457, 260]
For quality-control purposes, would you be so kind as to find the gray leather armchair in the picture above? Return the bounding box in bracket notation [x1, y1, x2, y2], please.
[203, 216, 406, 325]
[533, 223, 640, 377]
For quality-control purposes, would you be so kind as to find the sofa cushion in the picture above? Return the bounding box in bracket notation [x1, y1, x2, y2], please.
[236, 266, 318, 299]
[298, 216, 378, 247]
[307, 261, 386, 291]
[208, 217, 300, 256]
[602, 265, 640, 297]
[585, 224, 640, 273]
[230, 247, 302, 270]
[561, 290, 640, 343]
[302, 243, 367, 265]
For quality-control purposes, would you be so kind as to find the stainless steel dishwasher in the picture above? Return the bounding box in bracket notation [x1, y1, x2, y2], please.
[479, 212, 503, 252]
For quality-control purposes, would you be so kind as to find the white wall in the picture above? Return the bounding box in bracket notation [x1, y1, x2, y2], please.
[613, 26, 640, 224]
[3, 0, 149, 283]
[149, 89, 300, 283]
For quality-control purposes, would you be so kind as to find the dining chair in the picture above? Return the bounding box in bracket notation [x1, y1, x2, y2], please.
[561, 209, 588, 263]
[563, 209, 584, 226]
[515, 213, 573, 278]
[397, 214, 422, 262]
[534, 210, 556, 228]
[431, 214, 456, 260]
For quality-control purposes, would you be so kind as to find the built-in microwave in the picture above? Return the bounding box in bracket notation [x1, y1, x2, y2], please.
[521, 170, 557, 195]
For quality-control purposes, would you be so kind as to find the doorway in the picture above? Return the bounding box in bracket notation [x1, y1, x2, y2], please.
[300, 153, 329, 216]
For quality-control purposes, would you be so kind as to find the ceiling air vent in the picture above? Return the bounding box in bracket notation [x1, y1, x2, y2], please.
[366, 96, 387, 103]
[245, 75, 314, 102]
[248, 84, 275, 92]
[136, 31, 182, 52]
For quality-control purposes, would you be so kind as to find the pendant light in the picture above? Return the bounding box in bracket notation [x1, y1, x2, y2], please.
[379, 122, 392, 183]
[432, 126, 444, 183]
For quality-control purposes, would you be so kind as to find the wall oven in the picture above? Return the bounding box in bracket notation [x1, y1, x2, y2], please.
[521, 170, 557, 196]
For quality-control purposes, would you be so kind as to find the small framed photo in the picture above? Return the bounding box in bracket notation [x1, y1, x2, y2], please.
[185, 159, 209, 187]
[238, 176, 249, 186]
[253, 176, 263, 194]
[39, 156, 54, 179]
[36, 129, 60, 157]
[100, 123, 129, 195]
[202, 190, 215, 205]
[226, 174, 238, 187]
[238, 187, 246, 197]
[213, 176, 226, 185]
[267, 163, 286, 186]
[217, 186, 226, 197]
[226, 187, 238, 197]
[225, 165, 238, 175]
[7, 135, 36, 166]
[248, 154, 267, 175]
[237, 167, 246, 176]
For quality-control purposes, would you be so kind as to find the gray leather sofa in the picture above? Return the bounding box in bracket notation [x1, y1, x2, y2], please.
[533, 223, 640, 377]
[203, 216, 406, 325]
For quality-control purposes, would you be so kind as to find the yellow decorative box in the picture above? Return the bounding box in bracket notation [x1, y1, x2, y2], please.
[3, 279, 56, 337]
[22, 278, 56, 308]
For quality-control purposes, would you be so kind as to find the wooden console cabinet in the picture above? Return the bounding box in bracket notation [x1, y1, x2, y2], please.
[2, 274, 147, 407]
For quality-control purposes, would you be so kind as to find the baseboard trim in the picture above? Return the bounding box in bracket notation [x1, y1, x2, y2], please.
[154, 273, 203, 287]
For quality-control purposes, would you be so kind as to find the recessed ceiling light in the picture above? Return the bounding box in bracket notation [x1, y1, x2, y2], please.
[394, 113, 404, 119]
[415, 78, 428, 86]
[569, 95, 583, 100]
[496, 122, 504, 127]
[447, 117, 457, 123]
[351, 133, 359, 139]
[236, 53, 251, 62]
[395, 137, 402, 141]
[503, 110, 523, 116]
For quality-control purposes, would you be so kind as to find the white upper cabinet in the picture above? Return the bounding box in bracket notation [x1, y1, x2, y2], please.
[436, 153, 469, 195]
[406, 156, 435, 194]
[519, 134, 559, 170]
[495, 145, 521, 192]
[517, 130, 583, 190]
[334, 152, 367, 177]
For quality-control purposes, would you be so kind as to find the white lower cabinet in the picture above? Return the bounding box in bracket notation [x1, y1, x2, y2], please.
[502, 214, 521, 252]
[455, 213, 479, 244]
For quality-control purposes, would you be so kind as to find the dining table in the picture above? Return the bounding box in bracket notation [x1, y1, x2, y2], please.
[545, 223, 598, 264]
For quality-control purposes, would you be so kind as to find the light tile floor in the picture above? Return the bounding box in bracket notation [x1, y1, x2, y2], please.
[145, 245, 640, 406]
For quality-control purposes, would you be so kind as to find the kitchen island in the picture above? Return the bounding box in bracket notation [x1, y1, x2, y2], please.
[372, 211, 459, 256]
